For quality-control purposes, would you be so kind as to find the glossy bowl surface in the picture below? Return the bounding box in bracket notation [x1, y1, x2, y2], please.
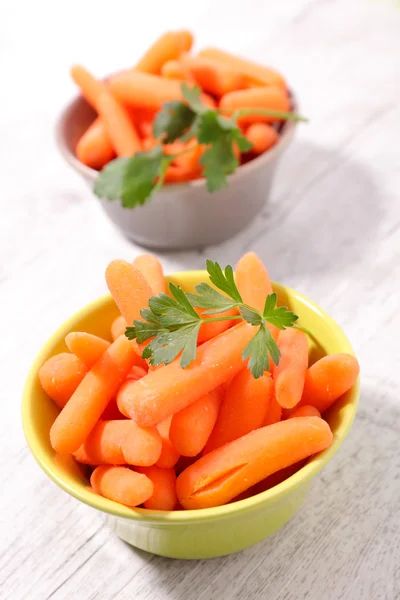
[22, 271, 359, 559]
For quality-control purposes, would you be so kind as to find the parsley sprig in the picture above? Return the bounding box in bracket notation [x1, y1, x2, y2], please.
[94, 84, 307, 207]
[125, 260, 298, 378]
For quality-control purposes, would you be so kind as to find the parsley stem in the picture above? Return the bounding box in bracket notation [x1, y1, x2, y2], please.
[200, 314, 243, 323]
[218, 108, 308, 122]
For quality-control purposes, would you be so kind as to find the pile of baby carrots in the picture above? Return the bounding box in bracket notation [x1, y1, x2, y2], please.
[40, 253, 359, 511]
[72, 30, 290, 181]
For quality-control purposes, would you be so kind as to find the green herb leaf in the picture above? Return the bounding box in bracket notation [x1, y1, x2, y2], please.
[263, 292, 298, 330]
[242, 324, 272, 378]
[125, 260, 299, 378]
[240, 306, 263, 326]
[206, 260, 243, 303]
[181, 83, 207, 113]
[93, 158, 131, 201]
[153, 101, 196, 143]
[121, 146, 169, 208]
[186, 282, 239, 314]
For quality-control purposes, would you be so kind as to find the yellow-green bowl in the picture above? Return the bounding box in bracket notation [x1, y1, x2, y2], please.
[22, 271, 359, 559]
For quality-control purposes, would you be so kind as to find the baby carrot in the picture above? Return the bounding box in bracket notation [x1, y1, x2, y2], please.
[121, 422, 162, 466]
[109, 71, 182, 110]
[70, 65, 107, 110]
[111, 315, 127, 341]
[39, 353, 87, 409]
[105, 260, 153, 327]
[262, 392, 283, 426]
[90, 466, 153, 507]
[50, 335, 137, 454]
[220, 86, 290, 124]
[116, 365, 148, 418]
[65, 332, 110, 368]
[246, 123, 279, 154]
[136, 466, 177, 511]
[273, 329, 308, 409]
[117, 322, 257, 426]
[198, 48, 287, 89]
[235, 252, 273, 311]
[155, 417, 180, 468]
[288, 405, 321, 419]
[170, 389, 222, 457]
[204, 370, 273, 453]
[180, 55, 245, 96]
[196, 307, 237, 344]
[97, 91, 142, 157]
[75, 118, 115, 170]
[132, 254, 166, 295]
[101, 398, 126, 420]
[298, 354, 360, 414]
[161, 60, 196, 85]
[73, 420, 132, 465]
[135, 31, 193, 74]
[176, 417, 333, 509]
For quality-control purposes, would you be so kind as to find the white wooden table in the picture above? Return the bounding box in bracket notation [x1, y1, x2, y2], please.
[1, 0, 400, 598]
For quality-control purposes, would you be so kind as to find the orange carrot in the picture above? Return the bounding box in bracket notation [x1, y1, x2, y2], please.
[136, 466, 177, 510]
[116, 365, 148, 418]
[246, 123, 279, 154]
[39, 353, 87, 409]
[298, 354, 360, 414]
[155, 417, 180, 468]
[111, 315, 127, 341]
[161, 60, 196, 85]
[220, 86, 290, 124]
[164, 164, 192, 183]
[70, 65, 107, 110]
[204, 370, 273, 452]
[196, 307, 237, 344]
[126, 365, 148, 380]
[75, 118, 115, 170]
[90, 466, 153, 507]
[117, 322, 257, 426]
[170, 389, 222, 457]
[97, 91, 142, 157]
[73, 420, 132, 465]
[135, 31, 193, 74]
[262, 392, 283, 426]
[273, 329, 308, 409]
[176, 417, 333, 509]
[201, 93, 217, 109]
[288, 405, 321, 419]
[109, 71, 183, 110]
[65, 332, 110, 368]
[105, 260, 153, 327]
[181, 55, 245, 96]
[101, 398, 126, 420]
[235, 252, 273, 310]
[50, 335, 137, 454]
[120, 422, 162, 466]
[198, 48, 287, 89]
[132, 254, 166, 295]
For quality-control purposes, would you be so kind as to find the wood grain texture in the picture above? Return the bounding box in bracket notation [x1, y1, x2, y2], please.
[1, 0, 400, 598]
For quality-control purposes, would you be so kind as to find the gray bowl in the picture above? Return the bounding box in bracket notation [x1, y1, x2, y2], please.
[56, 94, 297, 250]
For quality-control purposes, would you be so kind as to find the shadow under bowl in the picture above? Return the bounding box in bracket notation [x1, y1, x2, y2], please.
[56, 95, 298, 250]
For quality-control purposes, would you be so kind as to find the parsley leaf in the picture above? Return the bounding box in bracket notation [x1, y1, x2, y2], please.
[126, 260, 299, 378]
[263, 292, 298, 329]
[242, 323, 275, 378]
[206, 260, 243, 303]
[93, 157, 131, 201]
[186, 282, 239, 314]
[153, 101, 196, 143]
[181, 83, 207, 114]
